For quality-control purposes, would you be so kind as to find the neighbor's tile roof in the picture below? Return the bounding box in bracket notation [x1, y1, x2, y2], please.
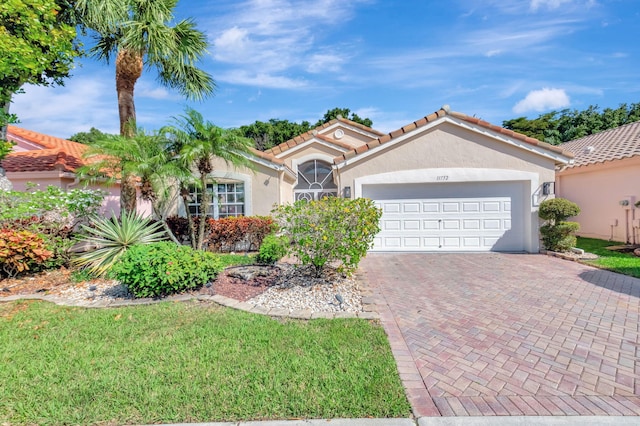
[2, 125, 88, 173]
[265, 117, 383, 156]
[334, 107, 574, 163]
[559, 121, 640, 168]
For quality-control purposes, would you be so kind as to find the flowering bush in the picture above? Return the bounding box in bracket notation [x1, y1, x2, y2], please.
[273, 197, 381, 276]
[0, 185, 105, 230]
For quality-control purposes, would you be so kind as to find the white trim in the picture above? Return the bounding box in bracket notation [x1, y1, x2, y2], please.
[292, 153, 336, 177]
[243, 152, 283, 171]
[335, 116, 572, 169]
[273, 137, 350, 159]
[354, 168, 540, 252]
[319, 121, 382, 139]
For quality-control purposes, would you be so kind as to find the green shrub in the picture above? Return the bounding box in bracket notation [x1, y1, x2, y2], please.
[273, 197, 382, 276]
[112, 242, 223, 298]
[539, 197, 580, 224]
[0, 229, 53, 278]
[73, 211, 167, 277]
[539, 198, 581, 252]
[256, 234, 289, 264]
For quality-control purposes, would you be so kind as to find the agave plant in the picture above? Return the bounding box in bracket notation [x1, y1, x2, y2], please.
[73, 211, 167, 277]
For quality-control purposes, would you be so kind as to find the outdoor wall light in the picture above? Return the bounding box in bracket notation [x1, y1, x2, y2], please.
[343, 186, 351, 198]
[542, 182, 555, 196]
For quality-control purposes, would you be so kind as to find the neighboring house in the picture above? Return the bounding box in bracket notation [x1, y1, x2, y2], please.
[1, 125, 150, 217]
[556, 121, 640, 244]
[201, 106, 573, 253]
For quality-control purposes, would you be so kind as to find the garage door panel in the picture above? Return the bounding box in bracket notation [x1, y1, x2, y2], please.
[403, 220, 420, 230]
[370, 184, 525, 252]
[423, 202, 439, 213]
[403, 203, 421, 213]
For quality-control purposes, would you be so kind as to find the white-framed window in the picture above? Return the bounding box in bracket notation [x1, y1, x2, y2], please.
[187, 181, 245, 218]
[293, 159, 338, 201]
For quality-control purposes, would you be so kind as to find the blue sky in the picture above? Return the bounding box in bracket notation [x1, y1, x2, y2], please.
[11, 0, 640, 139]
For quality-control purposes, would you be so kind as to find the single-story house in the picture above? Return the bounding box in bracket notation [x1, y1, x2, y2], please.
[202, 106, 573, 253]
[1, 125, 151, 217]
[556, 121, 640, 244]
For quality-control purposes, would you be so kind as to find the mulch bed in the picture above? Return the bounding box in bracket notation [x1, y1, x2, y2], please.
[1, 265, 281, 302]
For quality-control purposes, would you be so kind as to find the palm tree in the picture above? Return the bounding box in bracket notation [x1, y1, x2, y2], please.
[163, 108, 254, 250]
[78, 129, 186, 243]
[75, 0, 215, 212]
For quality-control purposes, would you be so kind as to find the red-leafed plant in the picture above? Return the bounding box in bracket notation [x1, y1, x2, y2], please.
[206, 216, 276, 252]
[0, 229, 53, 278]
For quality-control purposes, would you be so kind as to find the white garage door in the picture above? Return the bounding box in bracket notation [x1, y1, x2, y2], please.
[364, 182, 525, 252]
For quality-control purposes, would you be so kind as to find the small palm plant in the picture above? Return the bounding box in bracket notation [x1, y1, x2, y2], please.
[73, 211, 167, 277]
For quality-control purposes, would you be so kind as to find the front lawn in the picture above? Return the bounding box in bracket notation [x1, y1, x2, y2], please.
[0, 300, 410, 425]
[575, 237, 640, 278]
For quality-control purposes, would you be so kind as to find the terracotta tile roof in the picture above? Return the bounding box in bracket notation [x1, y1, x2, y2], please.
[2, 126, 89, 173]
[559, 121, 640, 169]
[334, 107, 574, 164]
[248, 147, 284, 165]
[265, 117, 383, 156]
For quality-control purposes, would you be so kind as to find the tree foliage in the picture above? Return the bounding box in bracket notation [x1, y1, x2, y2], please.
[0, 0, 78, 138]
[238, 107, 373, 151]
[68, 127, 114, 145]
[313, 107, 373, 128]
[503, 103, 640, 145]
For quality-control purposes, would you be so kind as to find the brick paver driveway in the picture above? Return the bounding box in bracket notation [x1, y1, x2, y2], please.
[360, 253, 640, 417]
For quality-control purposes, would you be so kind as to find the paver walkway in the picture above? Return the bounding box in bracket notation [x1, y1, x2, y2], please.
[360, 253, 640, 417]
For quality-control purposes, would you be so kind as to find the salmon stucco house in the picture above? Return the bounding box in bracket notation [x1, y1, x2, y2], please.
[557, 121, 640, 244]
[200, 106, 573, 253]
[1, 125, 151, 217]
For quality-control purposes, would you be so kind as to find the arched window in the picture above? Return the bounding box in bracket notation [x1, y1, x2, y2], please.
[294, 160, 337, 201]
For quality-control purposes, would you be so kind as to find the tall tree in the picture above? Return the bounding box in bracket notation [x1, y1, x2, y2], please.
[314, 107, 373, 128]
[163, 108, 253, 250]
[76, 0, 215, 212]
[503, 102, 640, 145]
[0, 0, 78, 140]
[238, 108, 373, 151]
[68, 127, 113, 145]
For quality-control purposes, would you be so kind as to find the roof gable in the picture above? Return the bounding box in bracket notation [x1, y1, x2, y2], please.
[265, 117, 382, 156]
[334, 106, 574, 166]
[559, 121, 640, 169]
[3, 126, 89, 173]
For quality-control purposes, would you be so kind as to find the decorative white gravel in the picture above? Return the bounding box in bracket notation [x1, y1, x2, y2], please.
[246, 277, 362, 313]
[54, 280, 132, 305]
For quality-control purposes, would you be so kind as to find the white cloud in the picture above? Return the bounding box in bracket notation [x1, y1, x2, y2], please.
[136, 82, 175, 100]
[306, 53, 345, 74]
[11, 77, 120, 137]
[530, 0, 574, 11]
[512, 88, 570, 114]
[215, 70, 308, 89]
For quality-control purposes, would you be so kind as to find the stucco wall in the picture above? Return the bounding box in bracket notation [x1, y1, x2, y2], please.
[208, 157, 283, 216]
[557, 156, 640, 243]
[338, 123, 557, 187]
[318, 124, 375, 148]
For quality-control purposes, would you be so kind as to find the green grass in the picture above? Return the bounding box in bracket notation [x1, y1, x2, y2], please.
[216, 252, 256, 267]
[575, 237, 640, 278]
[0, 300, 410, 425]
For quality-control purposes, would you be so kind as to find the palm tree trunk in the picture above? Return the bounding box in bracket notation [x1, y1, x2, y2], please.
[181, 187, 197, 249]
[196, 175, 210, 250]
[115, 48, 144, 214]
